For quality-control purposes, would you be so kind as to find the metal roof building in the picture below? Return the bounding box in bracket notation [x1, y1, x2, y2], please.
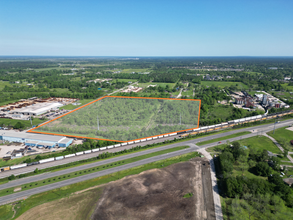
[0, 131, 72, 148]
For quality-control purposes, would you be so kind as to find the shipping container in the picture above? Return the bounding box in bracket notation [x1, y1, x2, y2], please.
[64, 154, 76, 158]
[55, 156, 64, 161]
[39, 158, 55, 164]
[1, 166, 10, 172]
[92, 148, 99, 152]
[10, 163, 27, 170]
[100, 147, 107, 151]
[84, 150, 91, 154]
[75, 152, 84, 156]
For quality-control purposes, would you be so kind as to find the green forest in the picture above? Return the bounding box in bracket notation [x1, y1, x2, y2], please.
[35, 97, 200, 141]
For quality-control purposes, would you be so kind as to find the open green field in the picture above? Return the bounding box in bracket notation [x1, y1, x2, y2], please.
[119, 68, 150, 73]
[34, 97, 200, 141]
[0, 118, 45, 129]
[196, 131, 251, 146]
[281, 83, 293, 91]
[50, 88, 70, 93]
[206, 135, 282, 154]
[1, 151, 199, 220]
[0, 146, 189, 198]
[114, 79, 137, 83]
[267, 127, 293, 151]
[201, 81, 248, 89]
[60, 99, 96, 110]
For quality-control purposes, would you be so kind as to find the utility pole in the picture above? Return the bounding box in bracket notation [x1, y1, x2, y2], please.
[30, 115, 32, 127]
[97, 115, 99, 131]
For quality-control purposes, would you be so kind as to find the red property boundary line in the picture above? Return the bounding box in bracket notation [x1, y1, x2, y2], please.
[27, 96, 201, 142]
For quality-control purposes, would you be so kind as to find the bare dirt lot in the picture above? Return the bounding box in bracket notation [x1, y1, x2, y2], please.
[15, 157, 215, 220]
[91, 157, 215, 220]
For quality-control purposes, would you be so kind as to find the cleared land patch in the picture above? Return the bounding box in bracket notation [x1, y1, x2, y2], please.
[32, 96, 200, 141]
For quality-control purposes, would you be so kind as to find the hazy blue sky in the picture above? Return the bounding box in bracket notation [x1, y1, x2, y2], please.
[0, 0, 292, 56]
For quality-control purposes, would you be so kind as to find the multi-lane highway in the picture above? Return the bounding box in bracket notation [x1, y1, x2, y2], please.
[0, 118, 293, 205]
[2, 118, 293, 178]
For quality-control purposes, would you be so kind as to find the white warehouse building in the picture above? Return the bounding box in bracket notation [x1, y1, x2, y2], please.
[0, 131, 73, 148]
[12, 102, 63, 116]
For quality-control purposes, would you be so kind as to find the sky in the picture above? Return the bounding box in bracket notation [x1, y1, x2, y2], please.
[0, 0, 292, 56]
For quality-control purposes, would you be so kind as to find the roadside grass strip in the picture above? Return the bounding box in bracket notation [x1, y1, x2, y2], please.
[9, 151, 199, 220]
[0, 146, 189, 198]
[196, 131, 251, 146]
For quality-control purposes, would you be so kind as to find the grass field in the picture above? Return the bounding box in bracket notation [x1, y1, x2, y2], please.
[50, 88, 70, 93]
[114, 79, 137, 83]
[119, 69, 150, 73]
[0, 146, 189, 198]
[206, 135, 282, 154]
[196, 131, 251, 146]
[0, 118, 45, 129]
[35, 97, 200, 141]
[267, 127, 293, 151]
[6, 151, 199, 220]
[201, 81, 248, 89]
[281, 83, 293, 91]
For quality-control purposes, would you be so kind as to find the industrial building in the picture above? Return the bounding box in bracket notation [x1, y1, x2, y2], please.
[0, 131, 73, 148]
[12, 102, 63, 116]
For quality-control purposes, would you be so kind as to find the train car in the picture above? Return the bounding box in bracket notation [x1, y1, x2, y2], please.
[100, 147, 107, 151]
[170, 133, 177, 136]
[141, 139, 146, 142]
[147, 137, 152, 141]
[92, 148, 99, 153]
[114, 144, 121, 148]
[190, 131, 198, 135]
[27, 162, 39, 166]
[107, 145, 114, 149]
[10, 163, 27, 170]
[152, 136, 158, 139]
[84, 150, 92, 154]
[134, 140, 141, 143]
[163, 134, 169, 137]
[55, 156, 64, 161]
[64, 154, 76, 158]
[193, 128, 200, 131]
[177, 131, 186, 135]
[121, 143, 127, 146]
[180, 133, 189, 138]
[158, 135, 163, 138]
[39, 158, 55, 164]
[75, 152, 84, 156]
[0, 166, 10, 172]
[127, 141, 134, 145]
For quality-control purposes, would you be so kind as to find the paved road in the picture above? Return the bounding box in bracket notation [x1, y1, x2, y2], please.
[1, 119, 293, 205]
[3, 118, 293, 179]
[0, 147, 195, 205]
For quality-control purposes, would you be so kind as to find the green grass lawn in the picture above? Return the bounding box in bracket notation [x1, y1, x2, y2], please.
[281, 83, 293, 92]
[7, 151, 198, 220]
[119, 68, 150, 73]
[267, 127, 293, 151]
[59, 99, 97, 110]
[0, 118, 45, 129]
[201, 81, 248, 89]
[50, 88, 70, 93]
[114, 79, 138, 83]
[207, 135, 282, 154]
[196, 131, 251, 146]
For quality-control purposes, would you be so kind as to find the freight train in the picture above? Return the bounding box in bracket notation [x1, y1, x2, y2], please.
[1, 109, 293, 173]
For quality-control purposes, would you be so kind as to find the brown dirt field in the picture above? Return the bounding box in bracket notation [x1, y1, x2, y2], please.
[15, 188, 103, 220]
[91, 157, 215, 220]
